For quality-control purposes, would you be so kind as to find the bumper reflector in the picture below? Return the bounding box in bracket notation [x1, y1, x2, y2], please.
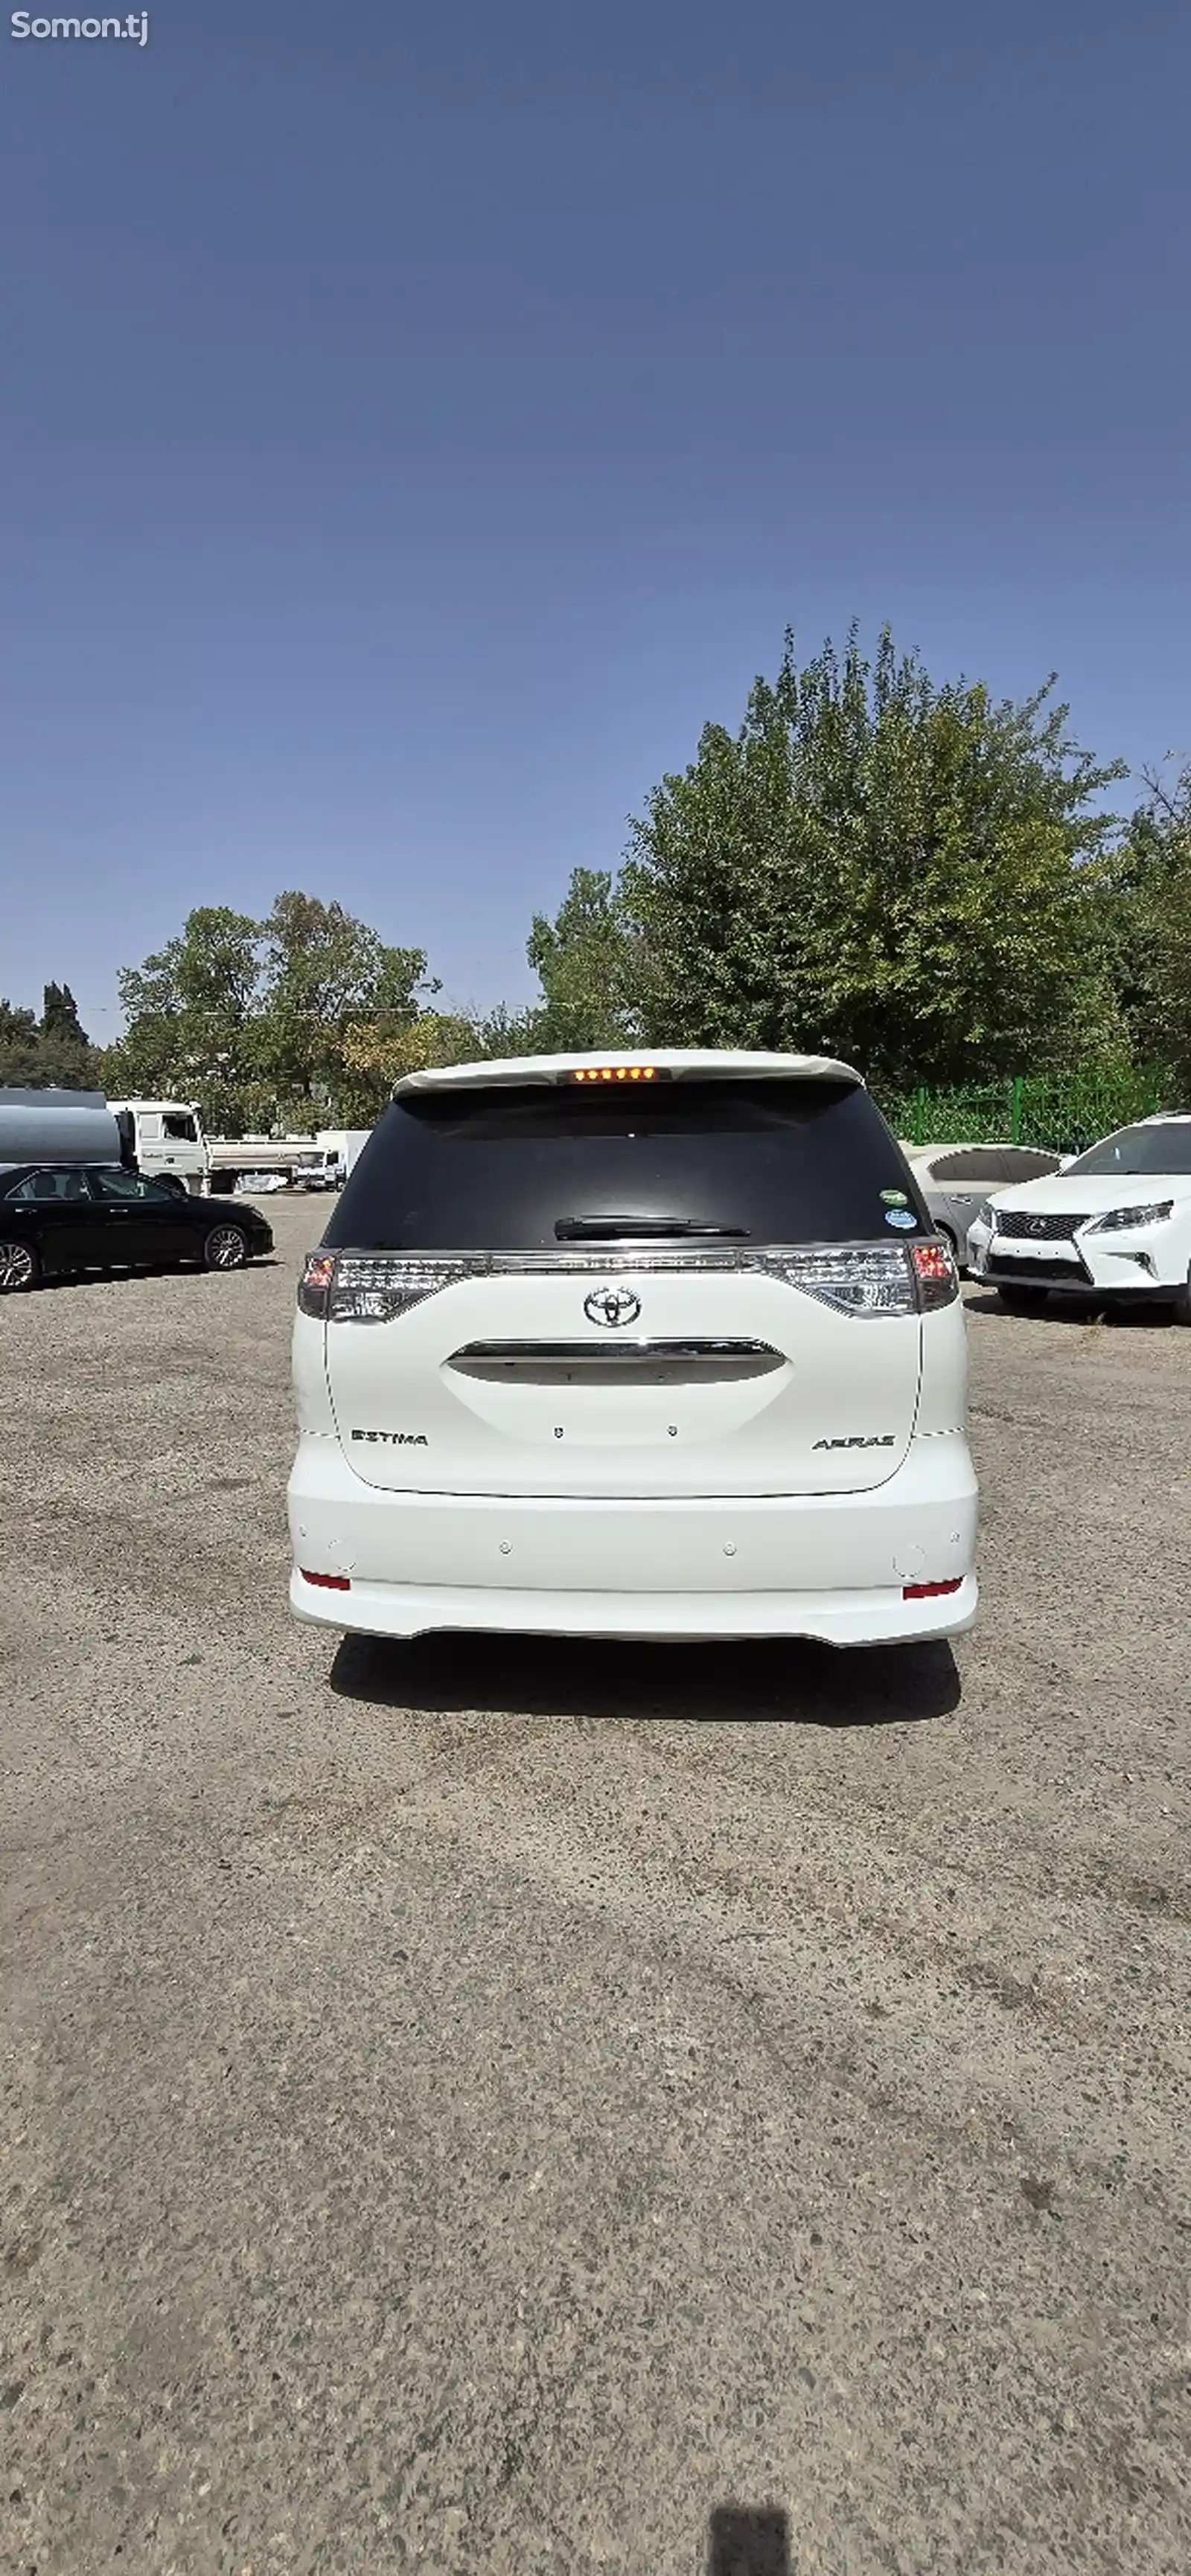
[301, 1568, 351, 1591]
[902, 1577, 964, 1601]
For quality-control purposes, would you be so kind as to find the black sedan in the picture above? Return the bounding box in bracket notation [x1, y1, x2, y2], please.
[0, 1165, 274, 1292]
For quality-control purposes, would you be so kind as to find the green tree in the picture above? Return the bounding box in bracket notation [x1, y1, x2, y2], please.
[0, 988, 101, 1087]
[109, 895, 440, 1132]
[120, 906, 260, 1025]
[40, 982, 89, 1047]
[0, 999, 42, 1084]
[470, 1000, 543, 1058]
[621, 626, 1127, 1085]
[338, 1007, 482, 1117]
[1101, 758, 1191, 1085]
[523, 867, 642, 1050]
[106, 906, 266, 1132]
[255, 892, 432, 1124]
[451, 872, 643, 1067]
[36, 982, 99, 1088]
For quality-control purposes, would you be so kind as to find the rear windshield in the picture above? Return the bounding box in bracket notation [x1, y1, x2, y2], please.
[325, 1078, 930, 1251]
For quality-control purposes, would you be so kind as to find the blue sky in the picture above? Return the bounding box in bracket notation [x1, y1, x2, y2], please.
[1, 0, 1188, 1042]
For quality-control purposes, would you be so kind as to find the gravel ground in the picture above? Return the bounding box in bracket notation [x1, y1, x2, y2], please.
[2, 1194, 1189, 2576]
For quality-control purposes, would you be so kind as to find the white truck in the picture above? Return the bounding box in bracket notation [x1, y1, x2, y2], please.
[106, 1099, 210, 1194]
[205, 1135, 318, 1194]
[0, 1089, 211, 1194]
[202, 1127, 374, 1194]
[290, 1130, 371, 1191]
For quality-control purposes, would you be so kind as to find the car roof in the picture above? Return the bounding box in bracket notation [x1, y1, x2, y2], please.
[904, 1140, 1014, 1159]
[0, 1160, 92, 1176]
[904, 1141, 1059, 1166]
[392, 1046, 862, 1097]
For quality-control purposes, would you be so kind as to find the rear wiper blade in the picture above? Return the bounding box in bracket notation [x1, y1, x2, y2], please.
[554, 1214, 750, 1240]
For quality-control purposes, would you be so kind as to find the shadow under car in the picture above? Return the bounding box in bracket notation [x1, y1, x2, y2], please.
[328, 1629, 962, 1729]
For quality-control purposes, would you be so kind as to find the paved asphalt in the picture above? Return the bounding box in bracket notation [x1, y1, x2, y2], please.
[2, 1196, 1189, 2575]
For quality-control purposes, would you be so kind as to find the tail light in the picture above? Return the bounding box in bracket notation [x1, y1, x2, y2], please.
[911, 1240, 959, 1311]
[297, 1251, 336, 1317]
[298, 1240, 958, 1325]
[321, 1252, 472, 1324]
[765, 1246, 915, 1315]
[301, 1249, 479, 1325]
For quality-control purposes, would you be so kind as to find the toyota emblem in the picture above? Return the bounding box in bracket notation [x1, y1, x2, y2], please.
[584, 1284, 642, 1330]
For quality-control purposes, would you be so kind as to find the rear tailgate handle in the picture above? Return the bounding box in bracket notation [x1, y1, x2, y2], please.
[447, 1337, 785, 1377]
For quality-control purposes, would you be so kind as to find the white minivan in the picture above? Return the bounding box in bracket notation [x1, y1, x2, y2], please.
[288, 1051, 978, 1647]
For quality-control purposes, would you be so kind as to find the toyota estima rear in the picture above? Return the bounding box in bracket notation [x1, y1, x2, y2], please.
[288, 1051, 978, 1644]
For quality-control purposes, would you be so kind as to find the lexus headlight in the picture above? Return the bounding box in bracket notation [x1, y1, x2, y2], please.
[1084, 1200, 1175, 1234]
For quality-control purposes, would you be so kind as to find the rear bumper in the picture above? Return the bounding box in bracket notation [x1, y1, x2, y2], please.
[287, 1432, 979, 1645]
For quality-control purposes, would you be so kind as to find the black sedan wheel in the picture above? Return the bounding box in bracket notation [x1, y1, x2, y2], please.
[202, 1223, 250, 1272]
[0, 1239, 39, 1293]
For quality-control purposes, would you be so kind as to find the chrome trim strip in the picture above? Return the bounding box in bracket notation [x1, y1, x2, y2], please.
[331, 1240, 915, 1273]
[447, 1336, 785, 1372]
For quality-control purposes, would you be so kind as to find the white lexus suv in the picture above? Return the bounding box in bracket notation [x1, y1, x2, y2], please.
[969, 1114, 1191, 1318]
[288, 1050, 978, 1647]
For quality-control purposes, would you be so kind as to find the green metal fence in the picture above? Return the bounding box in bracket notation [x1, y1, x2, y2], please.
[874, 1068, 1184, 1154]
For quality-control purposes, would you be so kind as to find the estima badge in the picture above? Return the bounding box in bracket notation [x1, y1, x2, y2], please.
[351, 1429, 428, 1446]
[584, 1285, 642, 1329]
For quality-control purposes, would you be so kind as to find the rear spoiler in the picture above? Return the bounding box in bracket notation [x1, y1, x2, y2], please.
[392, 1049, 863, 1098]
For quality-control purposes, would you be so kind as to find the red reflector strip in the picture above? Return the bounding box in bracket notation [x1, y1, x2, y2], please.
[902, 1577, 963, 1600]
[301, 1569, 351, 1591]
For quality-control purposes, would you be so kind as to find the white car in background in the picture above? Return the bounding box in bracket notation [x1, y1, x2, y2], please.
[902, 1143, 1065, 1269]
[968, 1115, 1191, 1318]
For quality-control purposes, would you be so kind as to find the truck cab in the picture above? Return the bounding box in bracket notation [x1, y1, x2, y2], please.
[293, 1148, 345, 1191]
[106, 1100, 209, 1194]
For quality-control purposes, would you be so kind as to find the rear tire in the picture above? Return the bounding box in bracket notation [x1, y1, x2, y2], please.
[202, 1223, 249, 1272]
[996, 1283, 1050, 1314]
[0, 1239, 39, 1293]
